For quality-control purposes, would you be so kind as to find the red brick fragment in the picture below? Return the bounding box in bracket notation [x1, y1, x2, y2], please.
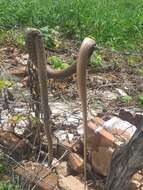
[87, 118, 116, 150]
[68, 153, 83, 173]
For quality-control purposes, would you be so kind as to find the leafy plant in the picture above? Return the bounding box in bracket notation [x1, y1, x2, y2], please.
[137, 67, 143, 76]
[119, 95, 132, 104]
[40, 26, 62, 49]
[0, 182, 20, 190]
[138, 95, 143, 106]
[48, 56, 69, 70]
[91, 53, 102, 67]
[0, 163, 5, 174]
[127, 56, 141, 66]
[0, 80, 13, 91]
[11, 31, 25, 48]
[9, 114, 26, 126]
[0, 30, 24, 48]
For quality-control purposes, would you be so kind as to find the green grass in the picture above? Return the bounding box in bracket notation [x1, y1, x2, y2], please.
[138, 95, 143, 106]
[0, 0, 143, 50]
[0, 181, 21, 190]
[119, 95, 132, 104]
[0, 153, 21, 190]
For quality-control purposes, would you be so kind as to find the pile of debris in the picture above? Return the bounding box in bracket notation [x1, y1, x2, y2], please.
[1, 109, 143, 190]
[1, 46, 143, 190]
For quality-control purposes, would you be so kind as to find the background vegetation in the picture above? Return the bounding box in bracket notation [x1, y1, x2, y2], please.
[0, 0, 143, 50]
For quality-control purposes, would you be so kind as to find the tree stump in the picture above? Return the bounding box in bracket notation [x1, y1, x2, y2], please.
[105, 124, 143, 190]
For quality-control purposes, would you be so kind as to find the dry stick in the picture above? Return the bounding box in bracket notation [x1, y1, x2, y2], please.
[77, 38, 96, 189]
[35, 31, 53, 165]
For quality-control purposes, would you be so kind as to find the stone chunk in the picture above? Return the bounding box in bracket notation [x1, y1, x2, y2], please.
[59, 175, 88, 190]
[56, 161, 69, 177]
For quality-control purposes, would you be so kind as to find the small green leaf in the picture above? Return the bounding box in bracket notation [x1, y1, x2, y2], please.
[0, 80, 13, 90]
[120, 95, 132, 104]
[138, 95, 143, 105]
[91, 53, 102, 67]
[48, 56, 68, 70]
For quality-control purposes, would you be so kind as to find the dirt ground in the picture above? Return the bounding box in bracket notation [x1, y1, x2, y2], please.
[0, 40, 143, 189]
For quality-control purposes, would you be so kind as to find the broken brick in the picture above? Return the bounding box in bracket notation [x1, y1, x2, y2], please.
[68, 153, 84, 173]
[87, 119, 115, 150]
[88, 116, 137, 176]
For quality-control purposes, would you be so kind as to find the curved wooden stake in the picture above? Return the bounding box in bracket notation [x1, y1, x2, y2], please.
[35, 31, 53, 165]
